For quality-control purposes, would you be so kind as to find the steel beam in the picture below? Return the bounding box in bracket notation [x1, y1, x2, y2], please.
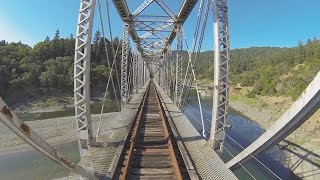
[154, 0, 176, 20]
[138, 53, 143, 89]
[139, 22, 173, 39]
[174, 24, 183, 105]
[121, 23, 130, 105]
[112, 0, 142, 52]
[74, 0, 95, 157]
[132, 50, 138, 94]
[143, 61, 146, 85]
[209, 0, 230, 150]
[165, 0, 198, 51]
[112, 0, 130, 21]
[0, 98, 97, 180]
[133, 0, 154, 17]
[134, 15, 174, 23]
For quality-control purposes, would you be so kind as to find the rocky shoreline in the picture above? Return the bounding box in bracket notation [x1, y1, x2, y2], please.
[229, 101, 274, 129]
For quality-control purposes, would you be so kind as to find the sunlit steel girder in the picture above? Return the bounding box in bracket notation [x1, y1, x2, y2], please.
[154, 0, 176, 20]
[134, 15, 174, 23]
[209, 0, 231, 150]
[132, 49, 138, 94]
[121, 22, 130, 105]
[74, 0, 95, 157]
[164, 0, 198, 53]
[137, 53, 144, 88]
[112, 0, 143, 52]
[133, 0, 154, 17]
[134, 21, 173, 32]
[139, 22, 173, 39]
[174, 24, 183, 105]
[112, 0, 198, 58]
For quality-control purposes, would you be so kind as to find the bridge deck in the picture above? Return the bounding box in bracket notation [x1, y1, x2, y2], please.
[154, 82, 237, 180]
[58, 80, 237, 179]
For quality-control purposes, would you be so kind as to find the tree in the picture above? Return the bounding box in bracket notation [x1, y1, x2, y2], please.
[69, 33, 74, 40]
[54, 29, 60, 41]
[92, 30, 101, 64]
[44, 36, 50, 42]
[0, 40, 7, 46]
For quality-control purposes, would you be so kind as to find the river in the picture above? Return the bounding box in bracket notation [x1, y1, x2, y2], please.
[0, 99, 299, 179]
[184, 97, 299, 180]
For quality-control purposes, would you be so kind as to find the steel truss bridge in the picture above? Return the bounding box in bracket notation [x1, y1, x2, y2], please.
[0, 0, 320, 179]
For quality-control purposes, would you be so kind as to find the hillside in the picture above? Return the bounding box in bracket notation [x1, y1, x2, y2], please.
[195, 38, 320, 100]
[0, 30, 121, 106]
[194, 38, 320, 154]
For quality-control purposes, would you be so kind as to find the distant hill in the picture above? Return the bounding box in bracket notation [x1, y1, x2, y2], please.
[0, 30, 121, 104]
[1, 31, 319, 104]
[193, 38, 320, 100]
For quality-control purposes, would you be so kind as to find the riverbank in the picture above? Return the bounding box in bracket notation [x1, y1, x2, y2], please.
[229, 99, 320, 179]
[229, 92, 320, 155]
[11, 96, 74, 113]
[227, 89, 320, 180]
[198, 83, 320, 179]
[200, 84, 320, 154]
[0, 112, 119, 156]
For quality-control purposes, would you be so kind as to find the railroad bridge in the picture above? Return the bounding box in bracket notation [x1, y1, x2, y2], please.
[1, 0, 320, 179]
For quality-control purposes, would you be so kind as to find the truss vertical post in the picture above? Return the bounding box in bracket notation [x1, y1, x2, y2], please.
[121, 22, 130, 106]
[143, 61, 146, 85]
[127, 53, 133, 100]
[170, 58, 175, 96]
[74, 0, 96, 157]
[146, 66, 150, 82]
[132, 50, 138, 94]
[174, 24, 183, 106]
[165, 63, 170, 93]
[209, 0, 231, 150]
[138, 54, 143, 89]
[158, 65, 161, 86]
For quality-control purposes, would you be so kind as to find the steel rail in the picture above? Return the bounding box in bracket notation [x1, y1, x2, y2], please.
[118, 81, 186, 179]
[120, 82, 150, 179]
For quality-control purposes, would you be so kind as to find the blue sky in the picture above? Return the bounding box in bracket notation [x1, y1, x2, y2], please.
[0, 0, 320, 49]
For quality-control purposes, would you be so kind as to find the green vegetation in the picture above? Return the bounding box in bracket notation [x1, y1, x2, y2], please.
[194, 37, 320, 100]
[2, 29, 320, 105]
[0, 29, 121, 104]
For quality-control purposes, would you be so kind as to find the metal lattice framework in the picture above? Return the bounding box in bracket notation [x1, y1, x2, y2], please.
[174, 24, 183, 105]
[74, 0, 96, 157]
[132, 49, 138, 94]
[121, 23, 130, 105]
[209, 0, 231, 150]
[112, 0, 197, 104]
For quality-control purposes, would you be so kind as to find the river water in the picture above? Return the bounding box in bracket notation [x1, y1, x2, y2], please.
[0, 99, 298, 179]
[184, 97, 299, 180]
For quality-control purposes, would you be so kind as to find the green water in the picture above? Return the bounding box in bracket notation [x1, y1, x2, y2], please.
[0, 101, 119, 180]
[0, 142, 79, 180]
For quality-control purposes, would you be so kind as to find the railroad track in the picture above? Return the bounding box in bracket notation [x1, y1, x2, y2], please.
[114, 81, 190, 180]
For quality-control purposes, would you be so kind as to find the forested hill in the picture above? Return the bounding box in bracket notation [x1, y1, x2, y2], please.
[194, 38, 320, 100]
[1, 30, 319, 104]
[0, 30, 121, 104]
